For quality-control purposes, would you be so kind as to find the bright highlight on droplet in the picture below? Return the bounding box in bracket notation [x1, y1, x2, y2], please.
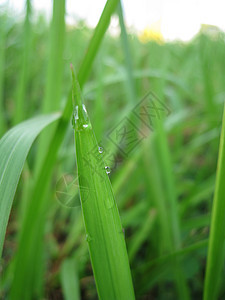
[98, 147, 103, 154]
[105, 166, 111, 174]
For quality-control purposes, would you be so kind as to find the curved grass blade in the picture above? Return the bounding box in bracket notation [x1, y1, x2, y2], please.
[0, 12, 7, 136]
[203, 105, 225, 300]
[13, 0, 32, 125]
[71, 67, 135, 299]
[0, 113, 60, 258]
[78, 0, 120, 85]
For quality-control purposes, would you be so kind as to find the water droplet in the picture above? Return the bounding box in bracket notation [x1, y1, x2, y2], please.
[86, 234, 93, 243]
[72, 106, 79, 129]
[82, 104, 87, 113]
[105, 166, 111, 174]
[98, 147, 103, 154]
[72, 104, 92, 131]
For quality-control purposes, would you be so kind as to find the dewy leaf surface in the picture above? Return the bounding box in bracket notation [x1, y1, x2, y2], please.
[71, 68, 135, 299]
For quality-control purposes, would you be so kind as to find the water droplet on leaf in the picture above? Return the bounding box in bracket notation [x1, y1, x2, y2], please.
[98, 147, 103, 154]
[86, 234, 93, 243]
[105, 166, 111, 174]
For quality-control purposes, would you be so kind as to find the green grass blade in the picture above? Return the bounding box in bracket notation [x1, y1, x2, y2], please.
[0, 113, 60, 257]
[0, 12, 7, 136]
[203, 105, 225, 300]
[152, 119, 190, 299]
[136, 239, 208, 294]
[43, 0, 65, 113]
[13, 0, 32, 125]
[137, 239, 208, 276]
[60, 258, 81, 300]
[117, 1, 136, 105]
[9, 103, 72, 300]
[128, 210, 157, 263]
[71, 67, 135, 299]
[93, 54, 104, 141]
[154, 119, 181, 249]
[78, 0, 119, 85]
[34, 0, 65, 175]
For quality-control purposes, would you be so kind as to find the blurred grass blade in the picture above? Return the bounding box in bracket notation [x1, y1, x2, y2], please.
[0, 113, 60, 257]
[128, 210, 157, 263]
[154, 119, 181, 249]
[152, 118, 190, 299]
[71, 67, 135, 299]
[93, 53, 104, 141]
[14, 0, 32, 125]
[43, 0, 65, 113]
[60, 258, 81, 300]
[117, 1, 136, 105]
[9, 106, 71, 300]
[78, 0, 120, 85]
[34, 0, 65, 175]
[0, 11, 7, 136]
[204, 105, 225, 300]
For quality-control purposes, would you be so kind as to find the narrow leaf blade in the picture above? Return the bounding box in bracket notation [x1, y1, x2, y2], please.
[0, 113, 60, 257]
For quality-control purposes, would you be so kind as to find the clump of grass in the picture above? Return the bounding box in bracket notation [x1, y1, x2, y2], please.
[1, 0, 225, 298]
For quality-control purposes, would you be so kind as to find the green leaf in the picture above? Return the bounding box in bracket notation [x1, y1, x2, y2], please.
[0, 113, 60, 257]
[204, 105, 225, 300]
[71, 67, 135, 299]
[60, 258, 81, 300]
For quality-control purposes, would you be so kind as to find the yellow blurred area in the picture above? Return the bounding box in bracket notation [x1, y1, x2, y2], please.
[138, 20, 164, 43]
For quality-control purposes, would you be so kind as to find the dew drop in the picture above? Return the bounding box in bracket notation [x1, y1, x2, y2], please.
[98, 147, 103, 154]
[82, 104, 87, 113]
[105, 166, 111, 174]
[72, 104, 92, 131]
[86, 234, 93, 243]
[71, 106, 79, 129]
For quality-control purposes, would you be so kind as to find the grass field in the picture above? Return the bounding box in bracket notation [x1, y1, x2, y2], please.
[1, 1, 225, 299]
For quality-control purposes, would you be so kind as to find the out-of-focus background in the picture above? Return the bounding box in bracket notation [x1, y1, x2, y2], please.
[3, 0, 225, 41]
[0, 0, 225, 299]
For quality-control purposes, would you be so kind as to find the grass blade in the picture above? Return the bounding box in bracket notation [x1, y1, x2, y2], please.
[117, 1, 136, 105]
[78, 0, 119, 85]
[0, 112, 60, 257]
[14, 0, 32, 125]
[0, 11, 7, 136]
[34, 0, 65, 175]
[71, 67, 135, 299]
[60, 258, 81, 300]
[203, 105, 225, 300]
